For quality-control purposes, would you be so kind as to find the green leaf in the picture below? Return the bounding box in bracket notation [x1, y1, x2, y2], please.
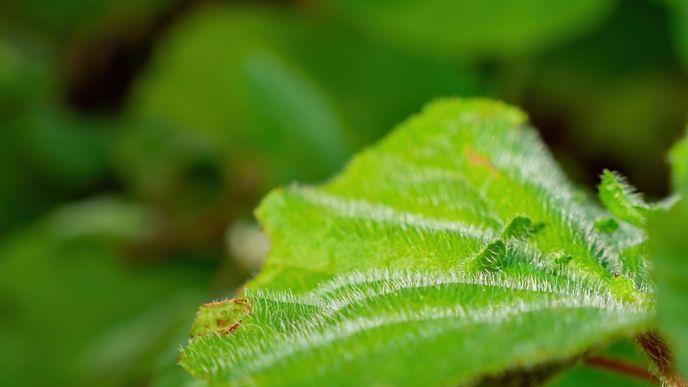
[180, 99, 653, 385]
[598, 169, 654, 226]
[669, 130, 688, 196]
[125, 5, 478, 197]
[2, 0, 175, 38]
[659, 0, 688, 72]
[595, 217, 620, 233]
[649, 130, 688, 379]
[502, 215, 545, 240]
[327, 0, 617, 57]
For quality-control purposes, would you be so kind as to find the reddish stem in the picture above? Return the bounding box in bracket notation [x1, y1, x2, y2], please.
[637, 332, 687, 387]
[584, 356, 659, 384]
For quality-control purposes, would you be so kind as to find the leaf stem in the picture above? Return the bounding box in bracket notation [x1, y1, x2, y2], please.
[637, 332, 687, 387]
[583, 356, 659, 384]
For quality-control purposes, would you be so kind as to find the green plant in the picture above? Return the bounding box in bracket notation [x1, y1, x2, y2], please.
[181, 98, 685, 385]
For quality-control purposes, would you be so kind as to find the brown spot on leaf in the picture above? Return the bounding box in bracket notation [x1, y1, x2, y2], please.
[222, 322, 242, 335]
[464, 145, 499, 177]
[202, 298, 252, 310]
[191, 298, 252, 337]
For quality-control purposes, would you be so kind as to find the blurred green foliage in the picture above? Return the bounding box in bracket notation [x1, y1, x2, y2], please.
[1, 0, 687, 386]
[326, 0, 618, 57]
[0, 198, 210, 387]
[650, 130, 688, 380]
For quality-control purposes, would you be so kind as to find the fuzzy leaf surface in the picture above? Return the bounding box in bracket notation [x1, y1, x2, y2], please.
[181, 99, 653, 386]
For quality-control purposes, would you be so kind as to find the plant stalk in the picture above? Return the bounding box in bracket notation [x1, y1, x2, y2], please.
[584, 356, 659, 384]
[637, 332, 686, 387]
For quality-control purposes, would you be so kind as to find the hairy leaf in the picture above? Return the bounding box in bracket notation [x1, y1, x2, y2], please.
[598, 169, 653, 226]
[181, 99, 653, 386]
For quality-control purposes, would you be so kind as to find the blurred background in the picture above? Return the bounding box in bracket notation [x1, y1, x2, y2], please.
[1, 0, 687, 386]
